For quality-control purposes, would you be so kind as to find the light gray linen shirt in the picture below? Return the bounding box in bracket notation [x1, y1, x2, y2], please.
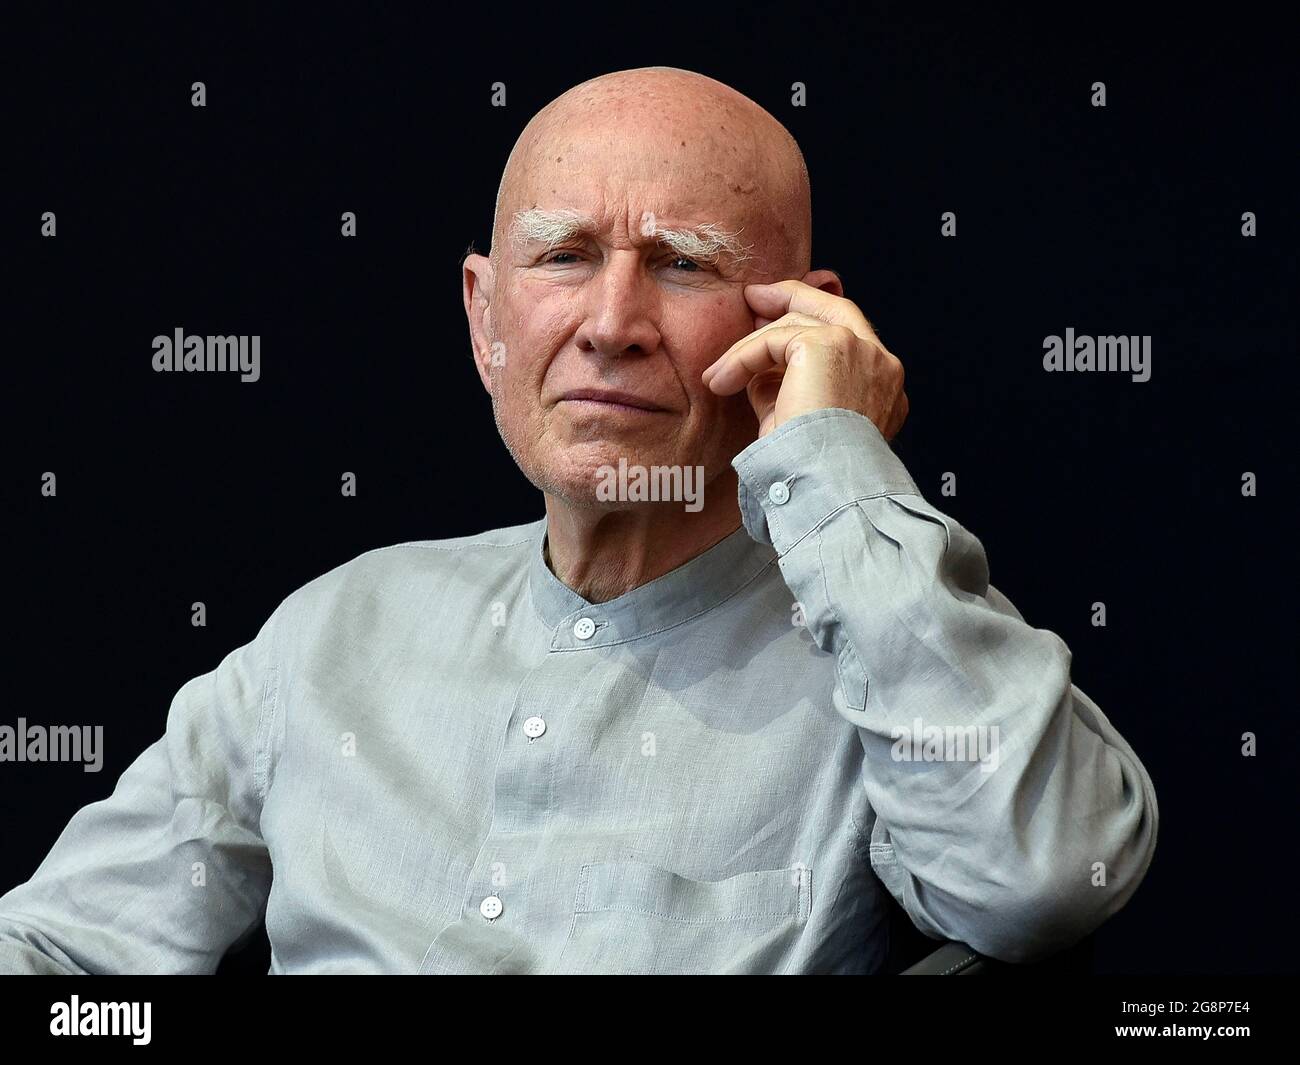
[0, 408, 1158, 974]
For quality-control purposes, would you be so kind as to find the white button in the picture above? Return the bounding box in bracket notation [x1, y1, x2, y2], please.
[768, 481, 790, 505]
[523, 715, 547, 739]
[573, 617, 596, 640]
[480, 895, 503, 920]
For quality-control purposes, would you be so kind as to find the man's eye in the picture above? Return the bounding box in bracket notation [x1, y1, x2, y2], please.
[537, 251, 706, 272]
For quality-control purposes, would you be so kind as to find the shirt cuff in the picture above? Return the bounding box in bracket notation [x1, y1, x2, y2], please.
[730, 408, 921, 554]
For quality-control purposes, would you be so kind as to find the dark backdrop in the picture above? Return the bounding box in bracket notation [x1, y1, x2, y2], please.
[4, 3, 1295, 975]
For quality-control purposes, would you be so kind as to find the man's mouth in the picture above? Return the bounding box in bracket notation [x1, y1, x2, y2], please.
[556, 389, 669, 413]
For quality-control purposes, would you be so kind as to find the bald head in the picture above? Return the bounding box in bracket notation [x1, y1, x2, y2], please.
[490, 67, 813, 278]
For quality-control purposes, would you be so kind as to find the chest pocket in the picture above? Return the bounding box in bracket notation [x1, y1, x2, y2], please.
[554, 860, 812, 974]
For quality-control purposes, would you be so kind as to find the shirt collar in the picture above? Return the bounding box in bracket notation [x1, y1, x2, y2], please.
[526, 516, 777, 649]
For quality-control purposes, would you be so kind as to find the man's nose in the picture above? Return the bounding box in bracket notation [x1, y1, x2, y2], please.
[573, 250, 662, 360]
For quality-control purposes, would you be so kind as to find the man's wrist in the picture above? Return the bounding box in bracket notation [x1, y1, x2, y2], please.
[731, 407, 920, 553]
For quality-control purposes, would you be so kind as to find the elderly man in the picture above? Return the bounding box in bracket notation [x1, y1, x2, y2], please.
[0, 67, 1156, 975]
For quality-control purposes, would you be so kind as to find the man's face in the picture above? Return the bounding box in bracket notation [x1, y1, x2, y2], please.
[465, 119, 788, 509]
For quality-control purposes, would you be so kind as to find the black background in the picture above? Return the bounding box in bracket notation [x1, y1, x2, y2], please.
[4, 3, 1295, 975]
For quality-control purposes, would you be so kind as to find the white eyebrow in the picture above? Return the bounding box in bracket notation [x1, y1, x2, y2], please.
[508, 207, 597, 249]
[508, 207, 755, 266]
[650, 219, 755, 266]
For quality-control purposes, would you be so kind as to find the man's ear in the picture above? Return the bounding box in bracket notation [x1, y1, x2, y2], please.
[800, 267, 844, 298]
[462, 251, 496, 393]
